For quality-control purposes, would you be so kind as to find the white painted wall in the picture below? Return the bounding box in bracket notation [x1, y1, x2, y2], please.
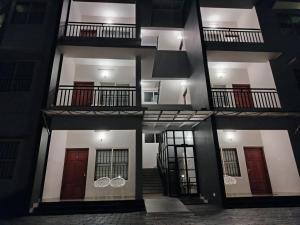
[43, 131, 67, 200]
[69, 2, 135, 24]
[260, 131, 300, 195]
[141, 29, 184, 50]
[42, 130, 136, 201]
[201, 7, 260, 29]
[59, 57, 76, 85]
[218, 130, 300, 197]
[142, 134, 159, 168]
[210, 68, 250, 88]
[158, 80, 191, 104]
[74, 64, 135, 86]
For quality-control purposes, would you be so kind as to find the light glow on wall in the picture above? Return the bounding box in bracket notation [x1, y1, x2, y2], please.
[224, 130, 236, 141]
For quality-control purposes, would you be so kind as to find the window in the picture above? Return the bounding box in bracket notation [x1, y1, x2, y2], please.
[0, 141, 19, 179]
[144, 133, 162, 143]
[221, 148, 241, 177]
[277, 13, 300, 35]
[95, 149, 128, 180]
[0, 62, 34, 91]
[143, 91, 159, 104]
[12, 2, 47, 24]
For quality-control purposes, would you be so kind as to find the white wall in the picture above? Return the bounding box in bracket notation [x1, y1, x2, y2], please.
[69, 2, 135, 24]
[59, 58, 76, 85]
[141, 29, 184, 50]
[201, 7, 260, 29]
[218, 130, 300, 197]
[43, 131, 67, 200]
[261, 131, 300, 195]
[42, 130, 136, 201]
[158, 80, 191, 104]
[142, 134, 159, 168]
[248, 62, 276, 89]
[210, 68, 250, 88]
[74, 64, 135, 86]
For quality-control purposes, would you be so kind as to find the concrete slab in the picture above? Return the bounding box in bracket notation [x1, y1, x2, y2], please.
[144, 197, 190, 213]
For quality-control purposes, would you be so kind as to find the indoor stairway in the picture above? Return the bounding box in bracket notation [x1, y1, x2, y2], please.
[143, 168, 164, 196]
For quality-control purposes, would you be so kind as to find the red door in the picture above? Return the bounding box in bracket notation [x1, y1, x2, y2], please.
[232, 84, 254, 108]
[61, 149, 89, 200]
[244, 147, 272, 195]
[71, 82, 94, 106]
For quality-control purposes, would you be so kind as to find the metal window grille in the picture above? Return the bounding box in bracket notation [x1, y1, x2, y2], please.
[222, 148, 241, 177]
[0, 141, 19, 179]
[95, 149, 128, 180]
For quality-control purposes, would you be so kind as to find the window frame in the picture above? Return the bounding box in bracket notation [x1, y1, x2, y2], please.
[94, 148, 129, 181]
[142, 90, 159, 104]
[221, 148, 241, 177]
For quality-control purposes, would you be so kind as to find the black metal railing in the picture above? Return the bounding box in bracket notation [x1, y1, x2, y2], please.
[211, 88, 281, 109]
[55, 85, 136, 107]
[203, 27, 264, 43]
[63, 22, 137, 39]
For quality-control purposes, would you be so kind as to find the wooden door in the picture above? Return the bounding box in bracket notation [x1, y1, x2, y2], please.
[232, 84, 254, 108]
[61, 149, 89, 200]
[244, 147, 272, 195]
[71, 82, 94, 106]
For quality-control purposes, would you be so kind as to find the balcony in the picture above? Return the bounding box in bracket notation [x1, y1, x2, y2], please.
[55, 85, 136, 108]
[61, 22, 137, 40]
[203, 27, 264, 44]
[209, 61, 281, 112]
[211, 88, 280, 110]
[59, 1, 140, 47]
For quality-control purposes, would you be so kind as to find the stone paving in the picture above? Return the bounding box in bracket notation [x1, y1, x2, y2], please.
[1, 206, 300, 225]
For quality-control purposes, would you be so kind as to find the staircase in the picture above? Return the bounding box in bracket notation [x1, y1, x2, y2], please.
[143, 168, 164, 196]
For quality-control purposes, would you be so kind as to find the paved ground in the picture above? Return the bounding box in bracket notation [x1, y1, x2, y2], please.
[1, 206, 300, 225]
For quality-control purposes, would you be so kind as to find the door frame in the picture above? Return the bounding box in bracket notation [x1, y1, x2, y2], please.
[60, 148, 89, 200]
[244, 146, 273, 195]
[174, 144, 199, 196]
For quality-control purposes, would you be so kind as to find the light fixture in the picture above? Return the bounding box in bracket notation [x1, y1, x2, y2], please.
[181, 80, 188, 87]
[225, 130, 236, 141]
[216, 72, 225, 78]
[95, 130, 110, 141]
[102, 70, 109, 78]
[177, 33, 183, 40]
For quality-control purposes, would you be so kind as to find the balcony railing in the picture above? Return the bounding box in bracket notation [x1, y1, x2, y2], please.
[211, 88, 280, 110]
[203, 27, 264, 43]
[55, 85, 136, 108]
[62, 22, 137, 39]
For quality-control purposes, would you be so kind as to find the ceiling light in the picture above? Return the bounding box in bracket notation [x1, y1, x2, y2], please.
[181, 80, 188, 86]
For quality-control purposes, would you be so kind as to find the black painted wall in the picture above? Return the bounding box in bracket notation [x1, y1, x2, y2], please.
[0, 0, 64, 216]
[193, 117, 224, 206]
[184, 0, 211, 110]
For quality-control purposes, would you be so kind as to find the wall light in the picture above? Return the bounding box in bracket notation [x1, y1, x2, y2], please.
[102, 70, 110, 78]
[225, 130, 236, 141]
[181, 80, 188, 87]
[216, 72, 225, 78]
[95, 130, 110, 142]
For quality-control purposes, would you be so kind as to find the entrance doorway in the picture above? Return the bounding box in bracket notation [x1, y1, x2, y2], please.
[61, 148, 89, 200]
[174, 145, 198, 195]
[244, 147, 272, 195]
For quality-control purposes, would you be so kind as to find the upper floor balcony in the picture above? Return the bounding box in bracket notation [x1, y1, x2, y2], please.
[208, 61, 282, 112]
[59, 1, 140, 47]
[200, 7, 265, 49]
[48, 57, 140, 113]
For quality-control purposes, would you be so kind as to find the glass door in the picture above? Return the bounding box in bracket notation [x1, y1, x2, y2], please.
[175, 146, 198, 195]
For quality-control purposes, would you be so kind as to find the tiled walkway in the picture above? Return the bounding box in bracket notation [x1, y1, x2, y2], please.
[1, 206, 300, 225]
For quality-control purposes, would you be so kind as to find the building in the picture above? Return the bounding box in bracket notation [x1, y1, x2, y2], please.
[0, 0, 299, 216]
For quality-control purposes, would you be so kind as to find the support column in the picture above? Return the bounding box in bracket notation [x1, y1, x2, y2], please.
[135, 122, 143, 200]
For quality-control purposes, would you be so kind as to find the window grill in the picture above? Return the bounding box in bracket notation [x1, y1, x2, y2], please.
[222, 148, 241, 177]
[0, 141, 19, 179]
[95, 149, 128, 180]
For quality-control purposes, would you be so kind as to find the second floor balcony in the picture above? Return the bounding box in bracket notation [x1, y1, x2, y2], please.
[211, 87, 280, 110]
[55, 85, 136, 109]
